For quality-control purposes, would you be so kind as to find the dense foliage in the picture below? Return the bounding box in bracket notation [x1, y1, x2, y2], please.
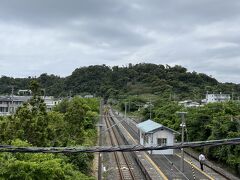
[0, 81, 99, 179]
[1, 63, 240, 100]
[134, 97, 240, 175]
[1, 63, 240, 177]
[186, 102, 240, 175]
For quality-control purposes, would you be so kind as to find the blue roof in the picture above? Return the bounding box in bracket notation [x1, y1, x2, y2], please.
[136, 119, 162, 133]
[136, 119, 180, 134]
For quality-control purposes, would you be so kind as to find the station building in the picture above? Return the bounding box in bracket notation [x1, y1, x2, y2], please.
[137, 119, 179, 155]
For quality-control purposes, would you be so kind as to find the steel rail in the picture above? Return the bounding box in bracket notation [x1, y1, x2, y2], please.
[114, 109, 231, 180]
[104, 111, 125, 179]
[105, 111, 136, 180]
[108, 114, 137, 180]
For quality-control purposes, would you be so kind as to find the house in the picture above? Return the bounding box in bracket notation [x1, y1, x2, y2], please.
[0, 95, 61, 115]
[178, 100, 200, 108]
[42, 96, 61, 111]
[18, 89, 32, 96]
[84, 95, 94, 98]
[137, 119, 179, 155]
[204, 92, 231, 103]
[0, 96, 31, 116]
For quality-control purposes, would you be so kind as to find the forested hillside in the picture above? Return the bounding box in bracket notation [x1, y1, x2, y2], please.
[1, 63, 240, 100]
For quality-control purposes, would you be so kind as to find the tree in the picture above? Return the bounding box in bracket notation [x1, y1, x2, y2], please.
[0, 139, 94, 180]
[29, 80, 41, 96]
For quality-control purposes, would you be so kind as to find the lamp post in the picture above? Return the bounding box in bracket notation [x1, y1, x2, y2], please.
[177, 112, 187, 172]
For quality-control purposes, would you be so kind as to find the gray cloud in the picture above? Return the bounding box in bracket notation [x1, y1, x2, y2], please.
[0, 0, 240, 83]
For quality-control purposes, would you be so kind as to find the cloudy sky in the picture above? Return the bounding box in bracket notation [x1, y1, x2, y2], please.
[0, 0, 240, 83]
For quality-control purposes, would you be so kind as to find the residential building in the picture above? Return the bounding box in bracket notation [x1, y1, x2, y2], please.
[137, 119, 179, 155]
[0, 96, 31, 116]
[0, 95, 61, 115]
[204, 92, 231, 103]
[178, 100, 200, 108]
[18, 89, 32, 96]
[43, 96, 61, 111]
[84, 95, 94, 98]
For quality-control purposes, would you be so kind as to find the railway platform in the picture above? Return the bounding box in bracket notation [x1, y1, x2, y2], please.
[111, 109, 237, 180]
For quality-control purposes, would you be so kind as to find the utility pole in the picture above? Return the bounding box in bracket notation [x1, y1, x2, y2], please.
[42, 88, 46, 98]
[98, 99, 103, 180]
[11, 86, 14, 114]
[177, 112, 187, 172]
[124, 102, 127, 119]
[129, 99, 131, 112]
[149, 99, 152, 119]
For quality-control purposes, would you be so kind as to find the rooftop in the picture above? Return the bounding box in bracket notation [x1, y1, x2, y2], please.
[137, 119, 180, 134]
[0, 96, 31, 102]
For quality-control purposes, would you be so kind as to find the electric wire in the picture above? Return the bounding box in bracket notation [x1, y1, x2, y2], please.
[0, 138, 239, 154]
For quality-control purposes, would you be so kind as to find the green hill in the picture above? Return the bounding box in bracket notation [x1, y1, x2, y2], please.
[1, 63, 239, 100]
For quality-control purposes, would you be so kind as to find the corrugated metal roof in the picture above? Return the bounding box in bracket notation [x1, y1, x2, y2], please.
[136, 119, 162, 133]
[137, 119, 180, 134]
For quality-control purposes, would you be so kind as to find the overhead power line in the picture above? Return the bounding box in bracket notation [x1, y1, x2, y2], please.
[0, 138, 239, 154]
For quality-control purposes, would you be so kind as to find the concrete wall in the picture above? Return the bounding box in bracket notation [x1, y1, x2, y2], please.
[139, 129, 174, 155]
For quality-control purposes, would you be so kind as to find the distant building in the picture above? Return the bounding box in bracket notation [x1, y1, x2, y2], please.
[0, 96, 61, 115]
[84, 95, 94, 98]
[137, 119, 179, 155]
[43, 96, 61, 111]
[0, 96, 31, 116]
[18, 89, 32, 96]
[178, 100, 200, 108]
[203, 92, 231, 103]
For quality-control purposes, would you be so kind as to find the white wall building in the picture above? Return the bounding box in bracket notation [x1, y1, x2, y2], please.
[0, 96, 61, 115]
[0, 96, 31, 116]
[137, 119, 179, 155]
[84, 95, 94, 98]
[178, 100, 200, 108]
[42, 96, 61, 111]
[204, 93, 231, 103]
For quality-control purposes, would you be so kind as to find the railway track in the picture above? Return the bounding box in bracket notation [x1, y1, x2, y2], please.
[108, 109, 168, 179]
[104, 111, 144, 180]
[112, 109, 229, 180]
[115, 111, 192, 179]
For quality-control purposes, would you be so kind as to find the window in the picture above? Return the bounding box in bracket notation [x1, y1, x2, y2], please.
[157, 138, 167, 146]
[144, 135, 149, 144]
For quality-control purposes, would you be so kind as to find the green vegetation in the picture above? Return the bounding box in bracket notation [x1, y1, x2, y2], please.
[1, 64, 240, 100]
[186, 102, 240, 175]
[122, 96, 240, 175]
[0, 140, 92, 180]
[1, 63, 240, 176]
[0, 81, 99, 179]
